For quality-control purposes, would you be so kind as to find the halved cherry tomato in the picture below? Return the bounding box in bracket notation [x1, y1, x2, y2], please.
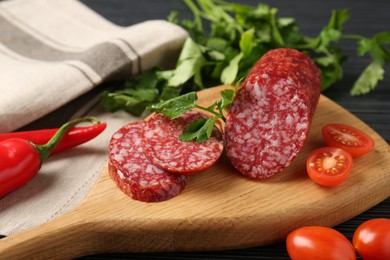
[306, 147, 353, 186]
[353, 218, 390, 260]
[286, 226, 356, 260]
[322, 123, 375, 157]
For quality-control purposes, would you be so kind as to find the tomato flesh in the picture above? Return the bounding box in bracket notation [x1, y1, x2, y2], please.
[353, 218, 390, 260]
[306, 147, 353, 186]
[286, 226, 356, 260]
[322, 123, 375, 157]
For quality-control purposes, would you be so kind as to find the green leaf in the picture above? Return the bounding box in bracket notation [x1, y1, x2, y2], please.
[277, 17, 295, 28]
[159, 87, 181, 101]
[314, 49, 345, 90]
[353, 32, 389, 94]
[147, 92, 198, 119]
[358, 38, 373, 57]
[315, 28, 342, 52]
[183, 0, 203, 32]
[350, 61, 385, 95]
[255, 26, 271, 43]
[310, 9, 349, 53]
[206, 37, 229, 52]
[156, 70, 175, 81]
[167, 10, 179, 24]
[124, 69, 160, 89]
[269, 7, 284, 46]
[100, 88, 158, 116]
[327, 9, 350, 30]
[221, 52, 244, 84]
[319, 65, 343, 90]
[207, 50, 226, 61]
[168, 37, 206, 87]
[358, 32, 390, 63]
[239, 28, 255, 56]
[315, 55, 336, 67]
[150, 87, 234, 142]
[216, 89, 235, 110]
[278, 18, 302, 47]
[372, 32, 390, 62]
[179, 117, 219, 143]
[254, 3, 272, 17]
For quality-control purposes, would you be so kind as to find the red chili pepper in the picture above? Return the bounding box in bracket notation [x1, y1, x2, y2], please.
[0, 122, 106, 155]
[0, 117, 101, 198]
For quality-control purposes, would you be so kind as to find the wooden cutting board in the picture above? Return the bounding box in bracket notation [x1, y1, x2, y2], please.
[1, 85, 389, 259]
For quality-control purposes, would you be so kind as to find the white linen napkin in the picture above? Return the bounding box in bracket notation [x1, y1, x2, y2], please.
[0, 0, 187, 132]
[0, 0, 187, 235]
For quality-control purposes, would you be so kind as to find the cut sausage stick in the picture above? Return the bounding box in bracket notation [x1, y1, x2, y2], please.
[143, 111, 224, 174]
[108, 121, 188, 202]
[225, 48, 321, 179]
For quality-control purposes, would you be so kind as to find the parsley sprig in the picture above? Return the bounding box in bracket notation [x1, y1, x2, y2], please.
[147, 89, 235, 142]
[101, 0, 389, 116]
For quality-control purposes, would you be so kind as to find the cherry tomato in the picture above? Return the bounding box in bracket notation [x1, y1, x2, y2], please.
[322, 123, 375, 157]
[286, 226, 356, 260]
[353, 218, 390, 260]
[306, 147, 353, 186]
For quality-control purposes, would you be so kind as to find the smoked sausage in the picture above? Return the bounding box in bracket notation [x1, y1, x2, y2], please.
[143, 111, 224, 174]
[108, 121, 188, 202]
[224, 48, 321, 179]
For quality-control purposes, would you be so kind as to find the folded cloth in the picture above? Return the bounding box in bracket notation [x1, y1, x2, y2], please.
[0, 0, 187, 132]
[0, 0, 187, 236]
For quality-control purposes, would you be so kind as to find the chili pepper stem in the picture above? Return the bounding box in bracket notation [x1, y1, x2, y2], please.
[34, 117, 100, 164]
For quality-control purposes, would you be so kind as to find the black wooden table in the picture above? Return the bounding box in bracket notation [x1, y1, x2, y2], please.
[31, 0, 390, 259]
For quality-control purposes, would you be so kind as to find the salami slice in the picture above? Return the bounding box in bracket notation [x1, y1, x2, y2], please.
[108, 121, 188, 202]
[143, 110, 224, 174]
[225, 48, 321, 179]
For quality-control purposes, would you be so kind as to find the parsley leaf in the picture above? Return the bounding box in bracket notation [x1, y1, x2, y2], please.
[240, 28, 255, 56]
[215, 89, 235, 115]
[179, 117, 218, 142]
[147, 92, 197, 119]
[221, 52, 243, 84]
[350, 31, 390, 95]
[147, 88, 234, 142]
[300, 9, 349, 91]
[350, 61, 385, 95]
[100, 70, 161, 116]
[100, 88, 158, 116]
[168, 37, 206, 88]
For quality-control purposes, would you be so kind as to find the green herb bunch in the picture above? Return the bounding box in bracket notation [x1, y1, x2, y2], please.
[101, 0, 389, 116]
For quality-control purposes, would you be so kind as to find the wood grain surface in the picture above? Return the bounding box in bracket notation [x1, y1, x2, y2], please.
[0, 86, 389, 260]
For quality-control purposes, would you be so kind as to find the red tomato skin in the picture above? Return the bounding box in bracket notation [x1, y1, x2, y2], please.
[353, 218, 390, 260]
[306, 147, 353, 187]
[286, 226, 356, 260]
[321, 123, 375, 157]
